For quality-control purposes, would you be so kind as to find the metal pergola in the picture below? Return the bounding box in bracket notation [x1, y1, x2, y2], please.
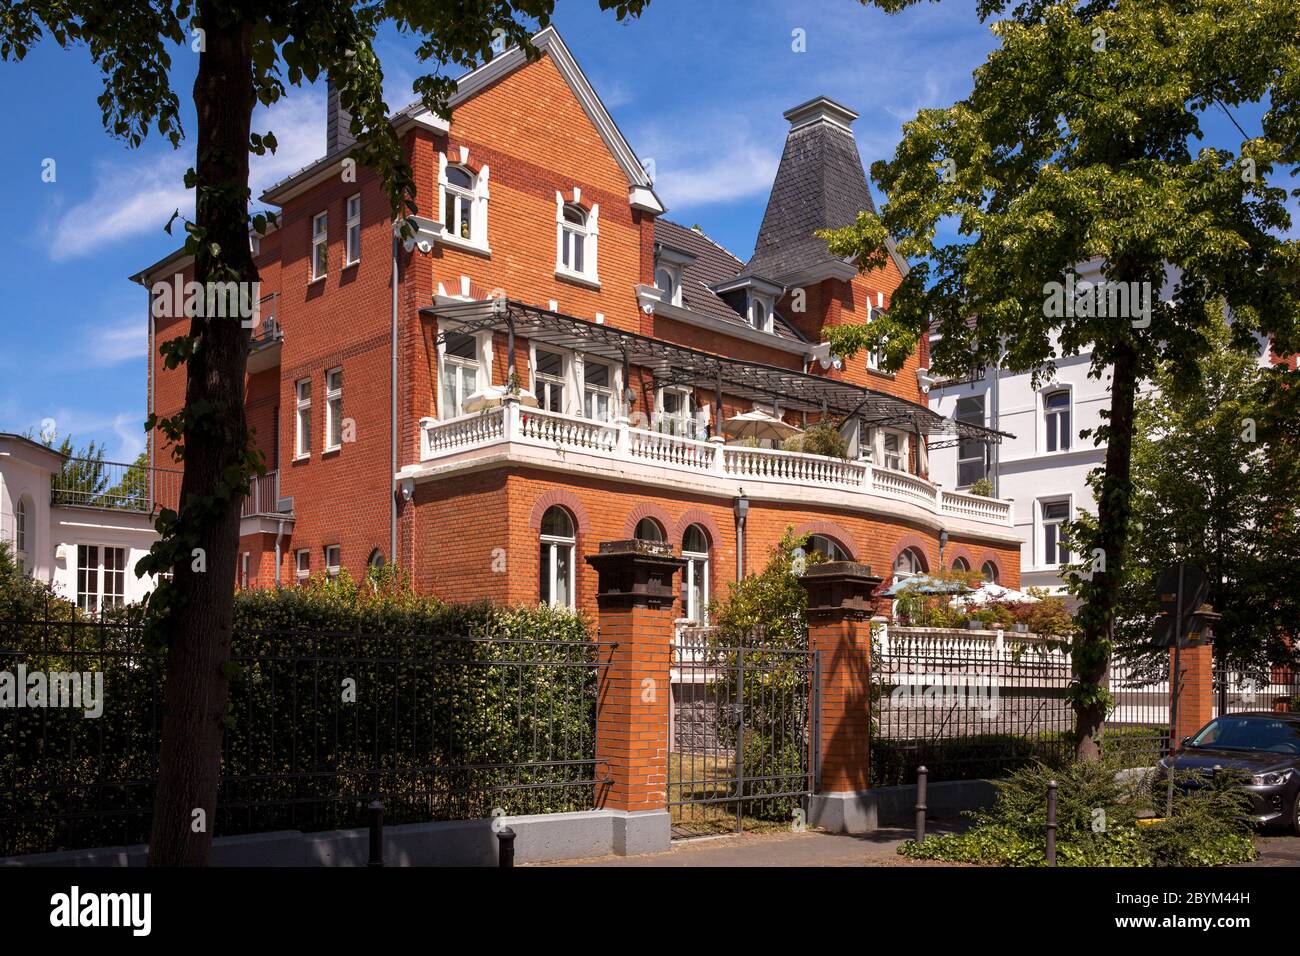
[422, 297, 1010, 444]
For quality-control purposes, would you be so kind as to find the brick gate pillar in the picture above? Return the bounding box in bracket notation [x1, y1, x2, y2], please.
[585, 539, 685, 855]
[800, 561, 882, 834]
[1171, 637, 1215, 745]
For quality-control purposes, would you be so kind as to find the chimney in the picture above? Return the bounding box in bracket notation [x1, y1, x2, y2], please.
[327, 78, 355, 153]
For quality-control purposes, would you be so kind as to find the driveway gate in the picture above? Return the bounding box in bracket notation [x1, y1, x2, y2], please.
[668, 629, 819, 838]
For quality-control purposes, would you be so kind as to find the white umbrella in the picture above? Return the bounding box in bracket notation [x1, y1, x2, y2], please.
[722, 409, 803, 443]
[463, 386, 539, 413]
[954, 582, 1041, 606]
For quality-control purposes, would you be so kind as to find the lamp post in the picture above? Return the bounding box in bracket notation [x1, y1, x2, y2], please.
[733, 491, 750, 582]
[939, 529, 949, 569]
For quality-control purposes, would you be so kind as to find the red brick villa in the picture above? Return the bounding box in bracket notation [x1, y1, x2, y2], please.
[134, 26, 1020, 621]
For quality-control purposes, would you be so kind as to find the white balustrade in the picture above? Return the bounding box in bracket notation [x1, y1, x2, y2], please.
[421, 407, 506, 457]
[628, 428, 717, 471]
[517, 406, 618, 452]
[723, 446, 868, 488]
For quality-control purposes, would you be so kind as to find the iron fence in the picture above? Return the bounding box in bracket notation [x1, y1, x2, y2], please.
[50, 456, 182, 515]
[0, 613, 608, 857]
[668, 638, 818, 838]
[1214, 665, 1300, 716]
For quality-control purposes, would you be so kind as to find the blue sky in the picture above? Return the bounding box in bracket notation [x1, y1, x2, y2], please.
[0, 0, 1286, 461]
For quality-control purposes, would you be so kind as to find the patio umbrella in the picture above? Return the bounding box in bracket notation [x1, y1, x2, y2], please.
[721, 409, 803, 443]
[463, 386, 539, 413]
[881, 574, 973, 597]
[955, 582, 1041, 606]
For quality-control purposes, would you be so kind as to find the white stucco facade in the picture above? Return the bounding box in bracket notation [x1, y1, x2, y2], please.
[1, 434, 159, 609]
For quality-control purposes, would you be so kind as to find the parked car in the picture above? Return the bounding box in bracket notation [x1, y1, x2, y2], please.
[1155, 712, 1300, 833]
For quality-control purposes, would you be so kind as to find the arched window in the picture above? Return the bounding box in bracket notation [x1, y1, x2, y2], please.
[654, 266, 676, 300]
[15, 495, 30, 574]
[981, 560, 1000, 584]
[950, 556, 970, 573]
[560, 203, 592, 276]
[1044, 390, 1071, 452]
[634, 517, 665, 542]
[681, 524, 710, 623]
[540, 506, 575, 609]
[367, 549, 385, 568]
[750, 297, 768, 332]
[801, 534, 851, 563]
[893, 547, 926, 580]
[443, 165, 477, 241]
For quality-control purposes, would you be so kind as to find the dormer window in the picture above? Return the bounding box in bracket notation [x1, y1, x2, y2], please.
[655, 265, 679, 304]
[437, 151, 490, 254]
[748, 294, 773, 333]
[555, 190, 599, 286]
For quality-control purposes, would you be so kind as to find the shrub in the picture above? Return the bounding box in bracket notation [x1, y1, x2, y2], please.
[968, 478, 995, 497]
[898, 758, 1256, 866]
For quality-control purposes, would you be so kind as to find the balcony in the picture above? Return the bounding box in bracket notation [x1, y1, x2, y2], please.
[247, 293, 282, 374]
[409, 401, 1014, 531]
[50, 457, 182, 516]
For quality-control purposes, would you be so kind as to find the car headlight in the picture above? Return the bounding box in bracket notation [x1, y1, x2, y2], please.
[1157, 756, 1172, 771]
[1251, 769, 1294, 787]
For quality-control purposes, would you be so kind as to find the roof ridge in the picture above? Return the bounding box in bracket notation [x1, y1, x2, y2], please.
[660, 218, 745, 269]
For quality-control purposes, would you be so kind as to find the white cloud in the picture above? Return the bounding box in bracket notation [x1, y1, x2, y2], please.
[250, 86, 325, 200]
[111, 412, 146, 461]
[79, 317, 147, 369]
[46, 154, 190, 262]
[634, 120, 780, 211]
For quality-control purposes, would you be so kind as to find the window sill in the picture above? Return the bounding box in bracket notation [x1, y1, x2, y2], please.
[866, 368, 896, 380]
[308, 275, 326, 285]
[555, 267, 601, 290]
[292, 453, 310, 463]
[322, 445, 341, 457]
[342, 260, 359, 271]
[437, 231, 491, 257]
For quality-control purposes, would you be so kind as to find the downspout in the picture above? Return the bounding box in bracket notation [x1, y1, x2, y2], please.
[274, 519, 285, 588]
[390, 235, 400, 564]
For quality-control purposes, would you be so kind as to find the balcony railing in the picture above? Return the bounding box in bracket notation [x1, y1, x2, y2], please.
[419, 402, 1014, 527]
[50, 457, 183, 515]
[250, 293, 281, 349]
[241, 470, 286, 518]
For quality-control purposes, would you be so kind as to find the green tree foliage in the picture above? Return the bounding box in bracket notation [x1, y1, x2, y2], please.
[1079, 313, 1300, 670]
[822, 0, 1300, 760]
[1, 0, 650, 865]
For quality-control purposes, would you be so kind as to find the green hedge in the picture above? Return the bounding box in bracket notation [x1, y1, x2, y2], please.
[0, 569, 600, 856]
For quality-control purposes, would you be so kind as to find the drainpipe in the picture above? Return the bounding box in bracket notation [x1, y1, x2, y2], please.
[390, 235, 400, 564]
[274, 519, 285, 588]
[732, 492, 750, 581]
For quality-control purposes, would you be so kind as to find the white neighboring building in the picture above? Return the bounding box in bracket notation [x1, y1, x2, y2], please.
[0, 433, 161, 609]
[928, 343, 1109, 597]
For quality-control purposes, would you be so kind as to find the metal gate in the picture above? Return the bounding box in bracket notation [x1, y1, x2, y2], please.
[667, 627, 819, 838]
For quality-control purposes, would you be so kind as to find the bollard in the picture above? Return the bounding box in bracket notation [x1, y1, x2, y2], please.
[497, 825, 516, 868]
[915, 765, 928, 844]
[1046, 780, 1057, 867]
[367, 800, 384, 868]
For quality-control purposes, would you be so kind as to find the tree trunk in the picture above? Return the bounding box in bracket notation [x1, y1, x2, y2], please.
[148, 7, 256, 865]
[1074, 339, 1139, 761]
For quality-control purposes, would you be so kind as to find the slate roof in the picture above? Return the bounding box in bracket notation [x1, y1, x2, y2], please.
[653, 219, 805, 343]
[742, 110, 879, 283]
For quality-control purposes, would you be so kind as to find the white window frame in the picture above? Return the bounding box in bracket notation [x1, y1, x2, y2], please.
[324, 544, 341, 579]
[880, 429, 909, 472]
[437, 151, 491, 254]
[555, 190, 599, 286]
[682, 526, 710, 624]
[437, 326, 491, 419]
[893, 547, 925, 582]
[295, 549, 311, 581]
[654, 262, 682, 306]
[866, 295, 886, 371]
[582, 357, 615, 422]
[311, 211, 328, 281]
[748, 293, 774, 333]
[656, 386, 696, 438]
[1042, 387, 1073, 453]
[531, 345, 568, 414]
[324, 367, 343, 452]
[14, 494, 30, 573]
[344, 193, 361, 266]
[76, 544, 126, 613]
[1038, 497, 1072, 568]
[240, 552, 250, 590]
[294, 378, 312, 459]
[539, 509, 576, 610]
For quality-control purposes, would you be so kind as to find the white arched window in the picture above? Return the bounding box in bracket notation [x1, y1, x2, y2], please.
[1044, 389, 1071, 452]
[655, 266, 676, 302]
[950, 556, 970, 573]
[15, 495, 30, 574]
[555, 192, 599, 284]
[893, 547, 926, 581]
[438, 152, 490, 252]
[681, 524, 710, 623]
[981, 560, 1000, 584]
[795, 534, 851, 567]
[540, 506, 576, 609]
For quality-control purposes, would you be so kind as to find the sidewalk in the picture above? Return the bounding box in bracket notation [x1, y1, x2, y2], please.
[538, 823, 968, 867]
